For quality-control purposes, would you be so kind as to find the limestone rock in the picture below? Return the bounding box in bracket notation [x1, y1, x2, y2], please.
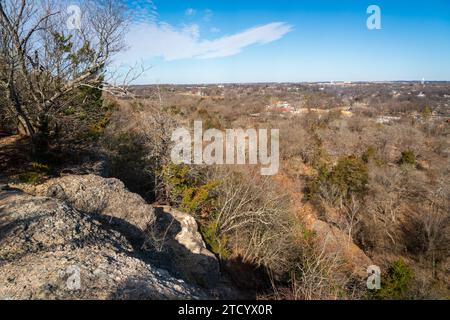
[20, 174, 155, 232]
[151, 206, 220, 288]
[0, 190, 207, 300]
[8, 175, 222, 293]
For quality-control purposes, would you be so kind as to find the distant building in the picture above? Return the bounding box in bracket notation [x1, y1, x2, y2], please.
[375, 116, 401, 124]
[266, 101, 295, 113]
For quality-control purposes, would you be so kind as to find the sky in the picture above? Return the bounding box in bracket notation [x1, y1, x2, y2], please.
[113, 0, 450, 84]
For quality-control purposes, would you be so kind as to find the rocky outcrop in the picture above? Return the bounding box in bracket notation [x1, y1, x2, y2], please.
[151, 206, 220, 288]
[19, 174, 155, 232]
[0, 189, 206, 300]
[14, 175, 221, 290]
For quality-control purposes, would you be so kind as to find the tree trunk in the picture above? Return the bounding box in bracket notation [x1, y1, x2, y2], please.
[17, 114, 35, 137]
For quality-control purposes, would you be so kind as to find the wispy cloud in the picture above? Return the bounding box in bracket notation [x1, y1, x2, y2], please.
[197, 22, 293, 59]
[127, 0, 158, 23]
[185, 8, 196, 16]
[203, 9, 213, 22]
[118, 21, 293, 63]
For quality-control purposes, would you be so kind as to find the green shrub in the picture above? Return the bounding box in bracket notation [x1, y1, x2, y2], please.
[306, 155, 368, 202]
[56, 79, 111, 141]
[88, 110, 111, 138]
[331, 156, 369, 196]
[304, 162, 331, 201]
[399, 150, 416, 166]
[371, 260, 413, 300]
[200, 221, 231, 260]
[161, 163, 218, 215]
[19, 162, 50, 184]
[104, 132, 153, 198]
[31, 162, 50, 172]
[422, 106, 431, 119]
[19, 172, 44, 184]
[162, 163, 231, 260]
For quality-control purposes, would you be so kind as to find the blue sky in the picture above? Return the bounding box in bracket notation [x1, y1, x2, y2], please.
[115, 0, 450, 84]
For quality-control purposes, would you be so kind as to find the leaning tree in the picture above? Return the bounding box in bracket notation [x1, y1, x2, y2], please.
[0, 0, 129, 142]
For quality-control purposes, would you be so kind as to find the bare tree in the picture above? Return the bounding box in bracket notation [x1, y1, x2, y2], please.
[102, 98, 180, 201]
[364, 166, 405, 248]
[212, 168, 297, 274]
[136, 103, 180, 198]
[287, 240, 346, 300]
[343, 194, 361, 242]
[405, 178, 449, 274]
[0, 0, 127, 142]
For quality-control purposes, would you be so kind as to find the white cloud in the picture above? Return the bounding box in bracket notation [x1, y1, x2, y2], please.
[118, 21, 293, 63]
[182, 24, 200, 39]
[198, 22, 293, 59]
[210, 27, 221, 33]
[203, 9, 213, 22]
[185, 8, 196, 16]
[127, 0, 158, 23]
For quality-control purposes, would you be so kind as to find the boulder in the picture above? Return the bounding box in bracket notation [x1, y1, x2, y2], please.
[0, 190, 206, 300]
[150, 206, 220, 288]
[19, 174, 155, 232]
[10, 175, 221, 291]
